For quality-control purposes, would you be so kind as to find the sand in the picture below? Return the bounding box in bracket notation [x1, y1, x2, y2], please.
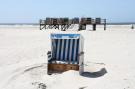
[0, 25, 135, 89]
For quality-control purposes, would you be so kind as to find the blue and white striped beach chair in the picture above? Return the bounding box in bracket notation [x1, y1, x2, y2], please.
[47, 33, 84, 74]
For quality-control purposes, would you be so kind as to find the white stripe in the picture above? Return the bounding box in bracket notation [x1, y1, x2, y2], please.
[73, 39, 77, 64]
[69, 39, 73, 64]
[56, 39, 60, 60]
[64, 39, 69, 61]
[60, 39, 64, 61]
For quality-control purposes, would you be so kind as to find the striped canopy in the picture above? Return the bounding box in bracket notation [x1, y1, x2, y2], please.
[50, 34, 82, 64]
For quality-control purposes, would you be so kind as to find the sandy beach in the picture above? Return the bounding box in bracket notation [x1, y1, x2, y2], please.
[0, 25, 135, 89]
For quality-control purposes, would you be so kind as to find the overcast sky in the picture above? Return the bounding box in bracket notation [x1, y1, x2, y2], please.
[0, 0, 135, 23]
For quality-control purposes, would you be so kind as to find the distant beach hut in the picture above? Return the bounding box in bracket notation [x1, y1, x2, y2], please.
[80, 18, 87, 25]
[45, 17, 52, 29]
[95, 18, 101, 24]
[59, 18, 70, 31]
[86, 18, 92, 24]
[79, 18, 87, 30]
[131, 24, 134, 29]
[71, 17, 80, 24]
[47, 33, 84, 74]
[51, 18, 59, 29]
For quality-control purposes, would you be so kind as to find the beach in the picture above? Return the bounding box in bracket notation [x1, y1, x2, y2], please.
[0, 25, 135, 89]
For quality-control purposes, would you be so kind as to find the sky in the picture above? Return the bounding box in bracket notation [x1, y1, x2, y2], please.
[0, 0, 135, 23]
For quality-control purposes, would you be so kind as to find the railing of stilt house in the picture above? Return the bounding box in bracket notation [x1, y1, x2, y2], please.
[40, 17, 106, 30]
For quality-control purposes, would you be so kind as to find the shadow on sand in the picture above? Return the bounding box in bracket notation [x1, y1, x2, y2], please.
[81, 68, 107, 78]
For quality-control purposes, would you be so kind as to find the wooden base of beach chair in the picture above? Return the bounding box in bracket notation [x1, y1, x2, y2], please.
[47, 64, 79, 74]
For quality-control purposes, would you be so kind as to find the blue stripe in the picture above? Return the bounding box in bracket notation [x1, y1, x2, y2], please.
[51, 39, 54, 58]
[60, 39, 64, 61]
[52, 39, 55, 59]
[62, 39, 66, 61]
[51, 34, 80, 39]
[58, 39, 62, 61]
[54, 39, 58, 59]
[67, 39, 71, 63]
[56, 39, 60, 60]
[64, 39, 69, 62]
[71, 39, 75, 64]
[69, 39, 73, 64]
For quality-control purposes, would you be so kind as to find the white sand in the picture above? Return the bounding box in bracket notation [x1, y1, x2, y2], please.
[0, 25, 135, 89]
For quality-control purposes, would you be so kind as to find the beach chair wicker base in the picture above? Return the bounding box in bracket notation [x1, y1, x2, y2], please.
[48, 64, 79, 74]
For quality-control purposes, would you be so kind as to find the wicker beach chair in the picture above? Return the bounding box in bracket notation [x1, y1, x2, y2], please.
[47, 33, 84, 74]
